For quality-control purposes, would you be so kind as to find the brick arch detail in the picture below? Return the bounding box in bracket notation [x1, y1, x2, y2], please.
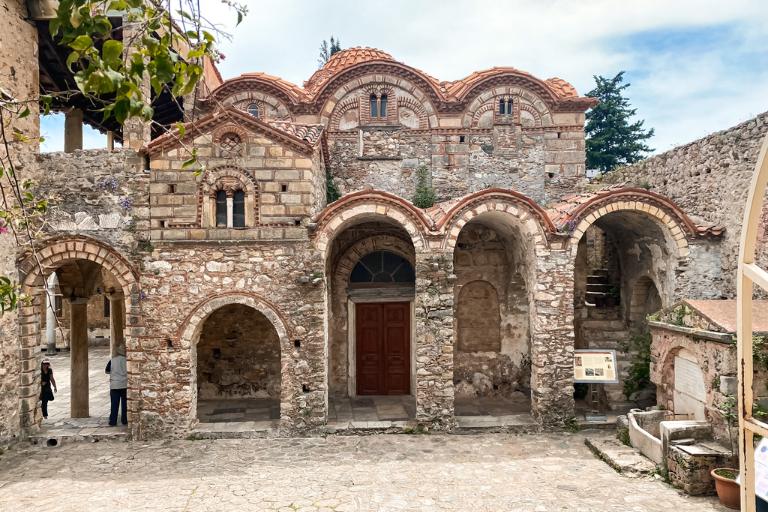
[313, 190, 432, 256]
[439, 189, 555, 251]
[462, 85, 554, 128]
[17, 235, 139, 433]
[396, 96, 429, 129]
[329, 95, 361, 131]
[566, 189, 695, 258]
[333, 235, 416, 291]
[318, 73, 438, 128]
[198, 166, 260, 227]
[177, 292, 291, 349]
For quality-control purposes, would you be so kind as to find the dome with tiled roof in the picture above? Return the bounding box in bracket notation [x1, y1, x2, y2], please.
[545, 77, 579, 98]
[304, 47, 396, 93]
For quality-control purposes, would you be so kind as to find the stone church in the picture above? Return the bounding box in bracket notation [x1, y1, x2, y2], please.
[4, 2, 762, 441]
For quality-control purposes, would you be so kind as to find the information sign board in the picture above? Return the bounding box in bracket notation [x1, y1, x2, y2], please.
[574, 349, 618, 384]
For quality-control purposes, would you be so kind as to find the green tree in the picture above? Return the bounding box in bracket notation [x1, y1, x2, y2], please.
[317, 36, 342, 67]
[585, 71, 654, 173]
[412, 165, 435, 208]
[0, 1, 246, 312]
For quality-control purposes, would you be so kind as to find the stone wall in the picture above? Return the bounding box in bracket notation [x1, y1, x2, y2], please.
[328, 125, 585, 206]
[197, 304, 281, 400]
[602, 113, 768, 296]
[0, 0, 39, 444]
[136, 240, 325, 438]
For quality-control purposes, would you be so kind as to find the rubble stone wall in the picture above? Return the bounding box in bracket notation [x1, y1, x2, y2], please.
[136, 241, 325, 438]
[603, 113, 768, 296]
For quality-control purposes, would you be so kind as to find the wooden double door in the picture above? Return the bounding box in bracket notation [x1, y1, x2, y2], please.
[355, 302, 410, 395]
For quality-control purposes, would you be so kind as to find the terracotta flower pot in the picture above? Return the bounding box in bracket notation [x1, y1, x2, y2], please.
[711, 468, 741, 510]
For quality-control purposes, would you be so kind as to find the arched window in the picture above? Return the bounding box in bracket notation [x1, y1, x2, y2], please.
[380, 94, 388, 117]
[232, 190, 245, 228]
[506, 99, 513, 115]
[350, 251, 415, 284]
[247, 103, 260, 117]
[369, 94, 378, 118]
[499, 98, 505, 114]
[215, 190, 227, 227]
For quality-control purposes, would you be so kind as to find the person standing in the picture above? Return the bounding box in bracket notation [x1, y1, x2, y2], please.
[40, 358, 57, 420]
[105, 347, 128, 426]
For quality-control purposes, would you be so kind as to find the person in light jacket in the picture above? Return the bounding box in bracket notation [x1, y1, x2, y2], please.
[105, 347, 128, 426]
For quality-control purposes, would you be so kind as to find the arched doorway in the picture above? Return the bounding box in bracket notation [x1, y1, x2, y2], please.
[573, 210, 675, 412]
[194, 303, 281, 425]
[452, 213, 533, 418]
[325, 218, 417, 423]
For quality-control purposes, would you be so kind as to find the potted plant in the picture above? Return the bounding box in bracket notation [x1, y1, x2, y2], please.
[712, 395, 740, 510]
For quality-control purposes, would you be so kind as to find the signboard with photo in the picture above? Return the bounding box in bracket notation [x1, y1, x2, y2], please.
[574, 349, 619, 384]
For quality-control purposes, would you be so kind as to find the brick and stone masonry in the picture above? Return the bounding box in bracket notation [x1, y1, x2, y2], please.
[2, 33, 759, 441]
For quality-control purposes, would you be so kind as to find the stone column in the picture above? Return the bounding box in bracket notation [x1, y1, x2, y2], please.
[413, 249, 455, 428]
[106, 131, 115, 151]
[45, 274, 57, 354]
[63, 108, 83, 153]
[69, 298, 90, 418]
[109, 293, 125, 357]
[226, 196, 234, 228]
[530, 247, 576, 425]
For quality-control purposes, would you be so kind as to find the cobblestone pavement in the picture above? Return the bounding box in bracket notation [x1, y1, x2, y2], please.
[0, 432, 727, 512]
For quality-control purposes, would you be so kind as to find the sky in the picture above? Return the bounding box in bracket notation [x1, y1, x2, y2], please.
[40, 0, 768, 155]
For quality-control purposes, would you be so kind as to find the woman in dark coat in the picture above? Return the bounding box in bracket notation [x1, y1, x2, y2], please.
[40, 358, 57, 419]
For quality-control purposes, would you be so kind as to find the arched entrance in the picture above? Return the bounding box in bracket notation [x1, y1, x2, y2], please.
[572, 209, 678, 411]
[451, 212, 533, 418]
[17, 236, 137, 432]
[325, 215, 419, 424]
[193, 303, 281, 425]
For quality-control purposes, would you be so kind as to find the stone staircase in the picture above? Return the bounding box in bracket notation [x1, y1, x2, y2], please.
[585, 268, 615, 308]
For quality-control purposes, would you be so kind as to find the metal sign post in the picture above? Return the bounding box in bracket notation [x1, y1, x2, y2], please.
[574, 349, 619, 422]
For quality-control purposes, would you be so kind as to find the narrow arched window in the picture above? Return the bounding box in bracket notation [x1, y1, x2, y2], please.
[247, 103, 260, 117]
[369, 94, 378, 118]
[215, 190, 227, 227]
[232, 190, 245, 228]
[380, 94, 388, 117]
[506, 99, 513, 115]
[499, 98, 505, 114]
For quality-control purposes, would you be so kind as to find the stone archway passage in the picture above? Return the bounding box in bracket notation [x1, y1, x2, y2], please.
[196, 303, 281, 423]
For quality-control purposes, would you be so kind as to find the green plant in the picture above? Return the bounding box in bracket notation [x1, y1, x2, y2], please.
[564, 417, 581, 433]
[714, 468, 738, 480]
[718, 394, 738, 455]
[412, 165, 436, 208]
[671, 304, 688, 327]
[326, 171, 340, 203]
[622, 332, 652, 400]
[754, 336, 768, 371]
[617, 427, 630, 446]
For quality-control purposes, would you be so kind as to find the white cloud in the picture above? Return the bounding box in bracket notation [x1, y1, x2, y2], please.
[198, 0, 768, 154]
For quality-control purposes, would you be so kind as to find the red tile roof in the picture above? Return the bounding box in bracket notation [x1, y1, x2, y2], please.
[304, 47, 396, 93]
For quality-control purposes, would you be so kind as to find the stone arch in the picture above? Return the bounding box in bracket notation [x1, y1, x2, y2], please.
[206, 77, 299, 120]
[461, 85, 554, 128]
[318, 73, 438, 128]
[16, 235, 139, 432]
[518, 102, 543, 128]
[178, 292, 291, 422]
[471, 103, 497, 128]
[329, 95, 361, 131]
[396, 97, 429, 129]
[439, 189, 554, 252]
[567, 189, 696, 259]
[178, 292, 290, 348]
[313, 190, 432, 257]
[334, 235, 416, 291]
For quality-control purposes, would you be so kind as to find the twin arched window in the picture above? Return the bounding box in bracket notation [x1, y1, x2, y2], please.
[369, 94, 388, 119]
[214, 189, 246, 228]
[498, 98, 513, 115]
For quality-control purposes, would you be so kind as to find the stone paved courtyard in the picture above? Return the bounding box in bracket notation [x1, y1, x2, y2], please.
[0, 432, 727, 511]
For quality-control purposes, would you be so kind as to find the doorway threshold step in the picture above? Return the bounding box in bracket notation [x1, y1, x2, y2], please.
[455, 414, 537, 428]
